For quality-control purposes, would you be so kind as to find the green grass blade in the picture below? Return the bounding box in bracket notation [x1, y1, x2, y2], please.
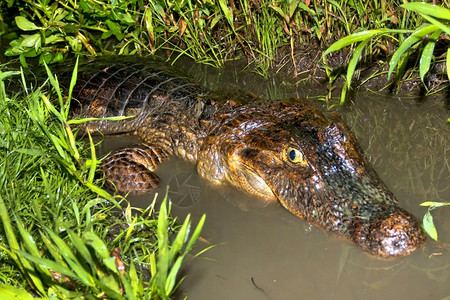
[43, 62, 63, 108]
[0, 284, 41, 299]
[323, 30, 378, 56]
[401, 3, 450, 21]
[0, 196, 46, 296]
[128, 260, 142, 295]
[14, 216, 53, 281]
[67, 230, 95, 270]
[13, 217, 41, 257]
[149, 252, 157, 278]
[67, 115, 135, 125]
[183, 214, 205, 255]
[346, 39, 370, 88]
[323, 29, 410, 57]
[65, 56, 79, 118]
[218, 0, 234, 30]
[64, 121, 80, 161]
[44, 227, 95, 287]
[156, 195, 170, 294]
[120, 273, 136, 300]
[14, 148, 46, 156]
[84, 182, 116, 203]
[168, 215, 191, 260]
[388, 24, 439, 80]
[86, 131, 98, 184]
[420, 14, 450, 35]
[14, 250, 79, 280]
[83, 231, 110, 260]
[447, 48, 450, 80]
[39, 231, 65, 265]
[420, 30, 442, 82]
[165, 256, 183, 296]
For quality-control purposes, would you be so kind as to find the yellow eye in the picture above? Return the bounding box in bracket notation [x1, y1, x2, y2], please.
[286, 146, 308, 166]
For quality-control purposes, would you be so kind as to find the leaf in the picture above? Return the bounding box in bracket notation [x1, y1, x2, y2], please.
[268, 5, 288, 22]
[128, 260, 141, 294]
[14, 216, 53, 279]
[419, 29, 442, 82]
[422, 211, 438, 241]
[65, 56, 79, 117]
[43, 62, 63, 108]
[67, 115, 135, 125]
[401, 3, 450, 21]
[419, 201, 450, 208]
[105, 20, 124, 41]
[184, 214, 205, 255]
[169, 215, 191, 260]
[86, 131, 98, 184]
[44, 227, 95, 287]
[388, 24, 439, 80]
[165, 256, 183, 295]
[67, 230, 94, 270]
[21, 33, 41, 48]
[83, 231, 110, 260]
[419, 14, 450, 35]
[156, 196, 170, 292]
[323, 29, 412, 57]
[346, 39, 370, 88]
[15, 16, 41, 31]
[0, 196, 46, 295]
[14, 249, 79, 280]
[447, 48, 450, 80]
[0, 284, 39, 300]
[14, 148, 45, 156]
[218, 0, 234, 30]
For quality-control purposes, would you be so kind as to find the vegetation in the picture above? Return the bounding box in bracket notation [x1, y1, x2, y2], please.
[420, 201, 450, 241]
[323, 2, 450, 103]
[0, 62, 205, 298]
[1, 0, 448, 88]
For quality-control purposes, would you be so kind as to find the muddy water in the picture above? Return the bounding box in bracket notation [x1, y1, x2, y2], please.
[98, 61, 449, 300]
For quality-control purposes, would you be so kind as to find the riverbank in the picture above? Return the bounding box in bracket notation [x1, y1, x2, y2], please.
[1, 1, 448, 101]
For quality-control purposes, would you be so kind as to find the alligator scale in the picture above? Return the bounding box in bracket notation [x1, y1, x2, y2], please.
[65, 58, 425, 257]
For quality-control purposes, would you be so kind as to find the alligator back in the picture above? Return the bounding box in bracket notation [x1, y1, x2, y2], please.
[65, 58, 208, 134]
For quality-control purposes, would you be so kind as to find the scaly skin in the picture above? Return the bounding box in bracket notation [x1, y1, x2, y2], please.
[65, 58, 425, 257]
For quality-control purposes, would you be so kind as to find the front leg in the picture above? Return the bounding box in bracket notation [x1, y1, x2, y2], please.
[101, 146, 171, 195]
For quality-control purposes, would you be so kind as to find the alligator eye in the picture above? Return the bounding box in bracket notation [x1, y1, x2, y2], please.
[286, 146, 308, 166]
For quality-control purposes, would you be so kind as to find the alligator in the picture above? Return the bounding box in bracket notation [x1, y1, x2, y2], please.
[64, 57, 425, 258]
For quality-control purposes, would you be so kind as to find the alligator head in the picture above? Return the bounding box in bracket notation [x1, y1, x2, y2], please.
[198, 99, 425, 257]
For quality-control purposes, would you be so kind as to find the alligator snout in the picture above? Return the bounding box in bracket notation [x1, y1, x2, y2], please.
[354, 209, 426, 257]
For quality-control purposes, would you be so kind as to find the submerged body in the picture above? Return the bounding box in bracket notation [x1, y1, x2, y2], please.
[66, 58, 425, 257]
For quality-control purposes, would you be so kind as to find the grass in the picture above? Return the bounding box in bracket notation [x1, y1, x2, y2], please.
[323, 3, 450, 103]
[0, 61, 205, 298]
[1, 0, 448, 84]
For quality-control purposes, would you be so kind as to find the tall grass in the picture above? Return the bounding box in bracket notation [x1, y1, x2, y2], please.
[0, 61, 205, 298]
[2, 0, 446, 78]
[323, 3, 450, 103]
